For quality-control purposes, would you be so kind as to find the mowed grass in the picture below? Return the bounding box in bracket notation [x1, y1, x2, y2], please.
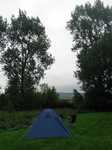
[0, 112, 112, 150]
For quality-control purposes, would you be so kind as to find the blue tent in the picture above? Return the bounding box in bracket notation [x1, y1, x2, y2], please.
[26, 109, 70, 139]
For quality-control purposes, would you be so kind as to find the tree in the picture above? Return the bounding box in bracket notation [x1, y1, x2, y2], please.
[67, 0, 112, 51]
[0, 16, 7, 50]
[67, 0, 112, 110]
[0, 10, 54, 101]
[80, 34, 112, 110]
[40, 83, 59, 108]
[77, 33, 112, 92]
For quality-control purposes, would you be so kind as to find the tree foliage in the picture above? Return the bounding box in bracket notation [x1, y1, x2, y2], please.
[0, 83, 59, 110]
[78, 33, 112, 92]
[0, 10, 54, 99]
[40, 83, 59, 108]
[67, 0, 112, 110]
[67, 0, 112, 51]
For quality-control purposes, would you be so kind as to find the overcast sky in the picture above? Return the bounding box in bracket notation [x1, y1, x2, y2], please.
[0, 0, 111, 92]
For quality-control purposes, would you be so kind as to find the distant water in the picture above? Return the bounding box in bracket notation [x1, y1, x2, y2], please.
[58, 92, 73, 100]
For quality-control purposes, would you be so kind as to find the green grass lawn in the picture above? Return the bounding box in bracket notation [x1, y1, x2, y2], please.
[0, 112, 112, 150]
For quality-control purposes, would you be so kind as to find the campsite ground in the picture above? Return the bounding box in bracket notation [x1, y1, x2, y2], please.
[0, 111, 112, 150]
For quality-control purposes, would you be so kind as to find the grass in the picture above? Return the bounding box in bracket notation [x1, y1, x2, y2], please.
[0, 112, 112, 150]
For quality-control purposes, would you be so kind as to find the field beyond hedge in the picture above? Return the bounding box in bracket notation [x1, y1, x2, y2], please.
[0, 111, 112, 150]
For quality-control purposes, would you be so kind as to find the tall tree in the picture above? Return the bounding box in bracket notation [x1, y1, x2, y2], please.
[67, 0, 112, 110]
[0, 10, 54, 99]
[67, 0, 112, 52]
[67, 0, 112, 90]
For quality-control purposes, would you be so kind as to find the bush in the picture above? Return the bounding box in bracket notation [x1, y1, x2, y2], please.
[0, 111, 37, 130]
[84, 88, 112, 111]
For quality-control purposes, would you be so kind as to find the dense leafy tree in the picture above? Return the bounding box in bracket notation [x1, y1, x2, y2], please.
[67, 0, 112, 51]
[78, 33, 112, 92]
[81, 34, 112, 110]
[67, 0, 112, 110]
[0, 10, 54, 100]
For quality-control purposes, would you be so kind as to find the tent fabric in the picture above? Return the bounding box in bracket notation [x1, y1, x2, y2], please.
[26, 108, 70, 139]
